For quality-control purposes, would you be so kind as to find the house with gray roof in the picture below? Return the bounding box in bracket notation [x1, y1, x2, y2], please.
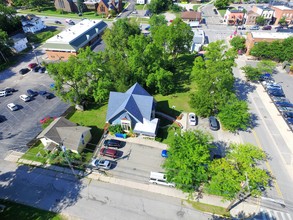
[21, 14, 46, 34]
[37, 117, 92, 153]
[10, 33, 28, 53]
[106, 83, 159, 138]
[42, 19, 107, 61]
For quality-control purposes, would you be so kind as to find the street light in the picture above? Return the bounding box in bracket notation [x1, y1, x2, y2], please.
[31, 44, 40, 66]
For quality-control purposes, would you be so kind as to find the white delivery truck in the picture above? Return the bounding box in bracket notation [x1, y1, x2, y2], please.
[149, 172, 175, 187]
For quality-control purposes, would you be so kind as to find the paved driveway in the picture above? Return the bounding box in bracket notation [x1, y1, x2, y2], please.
[0, 66, 69, 159]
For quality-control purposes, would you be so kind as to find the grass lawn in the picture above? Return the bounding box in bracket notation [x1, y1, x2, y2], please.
[21, 141, 48, 163]
[26, 29, 61, 44]
[0, 199, 64, 220]
[135, 4, 146, 10]
[187, 200, 231, 217]
[193, 5, 201, 12]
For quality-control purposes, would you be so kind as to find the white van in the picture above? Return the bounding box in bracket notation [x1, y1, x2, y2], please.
[149, 172, 175, 187]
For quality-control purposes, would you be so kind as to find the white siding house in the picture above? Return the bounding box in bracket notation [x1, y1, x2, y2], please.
[21, 14, 46, 34]
[11, 33, 28, 53]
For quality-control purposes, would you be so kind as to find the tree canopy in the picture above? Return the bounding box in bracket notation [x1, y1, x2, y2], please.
[230, 36, 246, 51]
[255, 16, 266, 26]
[206, 143, 270, 200]
[250, 37, 293, 62]
[214, 0, 230, 9]
[147, 0, 172, 14]
[163, 130, 213, 193]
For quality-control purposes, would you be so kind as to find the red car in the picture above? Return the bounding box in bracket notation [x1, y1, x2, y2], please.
[28, 63, 38, 69]
[100, 148, 119, 159]
[262, 25, 272, 30]
[40, 116, 56, 124]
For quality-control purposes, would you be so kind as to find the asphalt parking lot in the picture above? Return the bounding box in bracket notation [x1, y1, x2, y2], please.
[0, 69, 69, 159]
[94, 140, 165, 184]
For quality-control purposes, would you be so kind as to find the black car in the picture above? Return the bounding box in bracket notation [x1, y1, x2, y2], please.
[283, 112, 293, 118]
[43, 93, 54, 99]
[34, 66, 41, 72]
[213, 9, 218, 14]
[19, 68, 30, 75]
[39, 90, 47, 96]
[259, 73, 272, 81]
[104, 139, 123, 148]
[27, 89, 38, 97]
[5, 87, 16, 94]
[209, 116, 220, 131]
[38, 67, 46, 73]
[54, 20, 62, 24]
[275, 101, 293, 107]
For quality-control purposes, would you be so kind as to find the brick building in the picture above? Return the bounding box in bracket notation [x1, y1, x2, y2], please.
[223, 10, 245, 26]
[270, 5, 293, 25]
[245, 10, 260, 25]
[245, 32, 292, 55]
[42, 19, 107, 61]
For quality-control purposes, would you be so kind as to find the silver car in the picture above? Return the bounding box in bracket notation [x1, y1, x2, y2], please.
[91, 158, 111, 170]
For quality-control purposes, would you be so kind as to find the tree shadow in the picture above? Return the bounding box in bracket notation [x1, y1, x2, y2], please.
[156, 100, 182, 118]
[247, 113, 259, 130]
[0, 164, 85, 213]
[210, 140, 228, 158]
[234, 78, 257, 101]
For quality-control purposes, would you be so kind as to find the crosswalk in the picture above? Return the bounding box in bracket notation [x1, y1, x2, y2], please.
[252, 208, 292, 220]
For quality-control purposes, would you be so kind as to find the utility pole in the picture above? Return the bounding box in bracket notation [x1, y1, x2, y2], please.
[31, 44, 40, 65]
[60, 145, 79, 179]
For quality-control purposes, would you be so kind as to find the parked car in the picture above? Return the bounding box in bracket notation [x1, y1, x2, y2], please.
[5, 87, 16, 93]
[275, 101, 293, 107]
[34, 66, 42, 72]
[91, 158, 111, 170]
[189, 112, 197, 126]
[250, 25, 260, 30]
[54, 20, 62, 24]
[132, 10, 138, 14]
[104, 139, 123, 148]
[100, 148, 119, 159]
[19, 68, 30, 75]
[7, 103, 18, 111]
[262, 25, 272, 30]
[27, 89, 38, 97]
[271, 97, 289, 102]
[277, 106, 293, 112]
[40, 116, 56, 124]
[259, 73, 272, 81]
[283, 112, 293, 118]
[28, 63, 38, 69]
[238, 26, 246, 30]
[39, 90, 47, 96]
[19, 94, 31, 102]
[0, 90, 8, 97]
[161, 150, 168, 158]
[209, 116, 220, 131]
[268, 90, 285, 97]
[265, 83, 282, 90]
[38, 67, 46, 73]
[286, 118, 293, 124]
[42, 93, 54, 99]
[0, 115, 6, 123]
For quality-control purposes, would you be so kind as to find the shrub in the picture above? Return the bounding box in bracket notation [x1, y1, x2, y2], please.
[108, 124, 124, 134]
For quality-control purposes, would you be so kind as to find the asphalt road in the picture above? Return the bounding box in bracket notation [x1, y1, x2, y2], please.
[234, 56, 293, 220]
[0, 160, 212, 220]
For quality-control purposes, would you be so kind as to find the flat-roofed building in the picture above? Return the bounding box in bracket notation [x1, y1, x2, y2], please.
[246, 32, 292, 55]
[42, 19, 107, 61]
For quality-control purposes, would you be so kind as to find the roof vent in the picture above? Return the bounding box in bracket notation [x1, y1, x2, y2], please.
[95, 28, 99, 33]
[86, 34, 90, 39]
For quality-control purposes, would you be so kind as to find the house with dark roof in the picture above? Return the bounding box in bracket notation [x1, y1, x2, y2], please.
[21, 14, 46, 34]
[106, 83, 159, 138]
[37, 117, 92, 153]
[42, 19, 107, 60]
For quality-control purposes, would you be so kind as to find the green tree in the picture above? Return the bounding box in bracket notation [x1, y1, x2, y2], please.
[0, 29, 13, 64]
[256, 60, 275, 73]
[214, 0, 230, 9]
[189, 41, 236, 117]
[230, 36, 246, 51]
[148, 0, 172, 14]
[149, 14, 168, 28]
[255, 16, 266, 26]
[77, 0, 84, 14]
[163, 130, 213, 193]
[218, 95, 250, 132]
[47, 47, 107, 105]
[207, 143, 270, 200]
[278, 16, 288, 26]
[102, 18, 140, 52]
[146, 68, 175, 95]
[241, 65, 261, 82]
[0, 4, 21, 34]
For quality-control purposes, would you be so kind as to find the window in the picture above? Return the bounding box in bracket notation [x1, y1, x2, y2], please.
[100, 5, 105, 12]
[121, 120, 131, 131]
[58, 0, 65, 8]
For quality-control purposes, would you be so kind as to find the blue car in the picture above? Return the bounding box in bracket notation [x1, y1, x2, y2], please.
[161, 150, 168, 158]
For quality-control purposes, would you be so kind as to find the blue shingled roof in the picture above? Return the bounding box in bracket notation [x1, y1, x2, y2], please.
[106, 83, 154, 123]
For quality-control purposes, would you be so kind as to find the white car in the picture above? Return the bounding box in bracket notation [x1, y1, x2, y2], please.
[91, 158, 111, 170]
[7, 103, 18, 111]
[189, 112, 197, 126]
[19, 94, 31, 102]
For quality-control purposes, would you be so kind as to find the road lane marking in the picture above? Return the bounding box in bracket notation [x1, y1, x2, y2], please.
[252, 129, 284, 199]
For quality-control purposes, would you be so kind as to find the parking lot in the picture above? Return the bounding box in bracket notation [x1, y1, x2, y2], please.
[0, 69, 69, 159]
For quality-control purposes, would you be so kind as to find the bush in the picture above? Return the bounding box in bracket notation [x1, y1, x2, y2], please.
[108, 124, 124, 134]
